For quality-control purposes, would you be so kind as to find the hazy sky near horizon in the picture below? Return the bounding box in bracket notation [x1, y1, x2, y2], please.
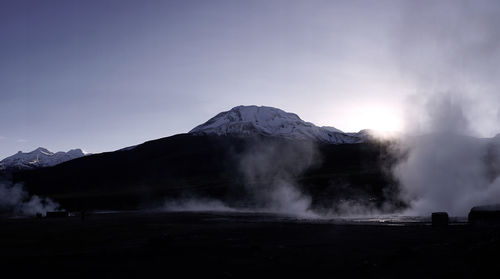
[1, 0, 500, 158]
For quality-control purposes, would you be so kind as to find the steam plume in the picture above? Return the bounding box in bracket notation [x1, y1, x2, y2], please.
[161, 139, 320, 217]
[389, 1, 500, 216]
[0, 180, 59, 215]
[238, 139, 319, 217]
[393, 94, 500, 216]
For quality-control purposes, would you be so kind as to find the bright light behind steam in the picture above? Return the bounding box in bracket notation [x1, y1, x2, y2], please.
[342, 105, 404, 133]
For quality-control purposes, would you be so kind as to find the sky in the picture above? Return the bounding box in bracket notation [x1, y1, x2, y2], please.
[1, 0, 499, 159]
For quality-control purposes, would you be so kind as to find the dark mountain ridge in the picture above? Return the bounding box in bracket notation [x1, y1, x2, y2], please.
[12, 133, 401, 212]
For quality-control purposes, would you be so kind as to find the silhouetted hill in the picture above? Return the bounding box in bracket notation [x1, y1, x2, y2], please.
[13, 134, 401, 212]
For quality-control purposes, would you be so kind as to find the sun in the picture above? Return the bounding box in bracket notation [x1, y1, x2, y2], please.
[344, 105, 404, 134]
[362, 109, 403, 132]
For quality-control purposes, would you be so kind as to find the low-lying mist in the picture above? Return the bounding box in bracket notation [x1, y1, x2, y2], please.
[161, 138, 321, 218]
[238, 139, 320, 217]
[163, 198, 237, 212]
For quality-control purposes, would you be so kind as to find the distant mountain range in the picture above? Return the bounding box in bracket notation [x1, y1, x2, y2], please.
[1, 106, 369, 172]
[0, 147, 87, 172]
[4, 105, 499, 214]
[4, 105, 403, 213]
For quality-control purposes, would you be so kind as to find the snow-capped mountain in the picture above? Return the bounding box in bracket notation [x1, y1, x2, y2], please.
[0, 147, 87, 171]
[189, 105, 364, 144]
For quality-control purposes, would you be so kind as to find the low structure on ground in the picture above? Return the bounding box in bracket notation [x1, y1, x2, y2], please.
[432, 212, 449, 227]
[468, 204, 500, 226]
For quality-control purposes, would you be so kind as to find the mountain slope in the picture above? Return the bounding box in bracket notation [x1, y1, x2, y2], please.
[13, 134, 399, 211]
[0, 147, 87, 171]
[190, 105, 363, 144]
[8, 106, 401, 212]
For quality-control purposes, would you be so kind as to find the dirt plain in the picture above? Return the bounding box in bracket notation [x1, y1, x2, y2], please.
[1, 211, 499, 278]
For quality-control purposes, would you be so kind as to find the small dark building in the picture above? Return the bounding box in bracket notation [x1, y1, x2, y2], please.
[468, 204, 500, 226]
[432, 212, 449, 227]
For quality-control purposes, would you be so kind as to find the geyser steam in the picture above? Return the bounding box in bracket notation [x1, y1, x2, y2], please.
[0, 180, 59, 215]
[393, 94, 500, 216]
[238, 139, 319, 217]
[390, 1, 500, 216]
[161, 138, 320, 217]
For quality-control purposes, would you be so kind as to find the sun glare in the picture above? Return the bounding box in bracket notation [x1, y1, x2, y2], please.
[343, 106, 404, 135]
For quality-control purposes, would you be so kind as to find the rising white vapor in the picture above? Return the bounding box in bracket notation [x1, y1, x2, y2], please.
[393, 94, 500, 216]
[389, 1, 500, 216]
[0, 180, 59, 215]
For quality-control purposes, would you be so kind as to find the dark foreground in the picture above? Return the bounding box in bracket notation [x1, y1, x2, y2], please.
[1, 211, 499, 278]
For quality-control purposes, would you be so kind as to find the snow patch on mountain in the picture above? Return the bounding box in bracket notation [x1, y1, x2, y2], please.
[0, 147, 88, 171]
[189, 105, 364, 144]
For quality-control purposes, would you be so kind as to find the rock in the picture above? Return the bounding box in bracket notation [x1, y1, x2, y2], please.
[468, 204, 500, 226]
[432, 212, 449, 227]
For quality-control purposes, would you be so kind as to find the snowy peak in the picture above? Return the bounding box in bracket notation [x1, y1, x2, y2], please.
[0, 147, 87, 171]
[189, 105, 363, 144]
[33, 147, 52, 155]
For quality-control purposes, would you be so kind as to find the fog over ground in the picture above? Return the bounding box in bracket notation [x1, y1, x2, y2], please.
[162, 139, 321, 218]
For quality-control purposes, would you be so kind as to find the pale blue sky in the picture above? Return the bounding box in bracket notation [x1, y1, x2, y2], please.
[1, 0, 499, 158]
